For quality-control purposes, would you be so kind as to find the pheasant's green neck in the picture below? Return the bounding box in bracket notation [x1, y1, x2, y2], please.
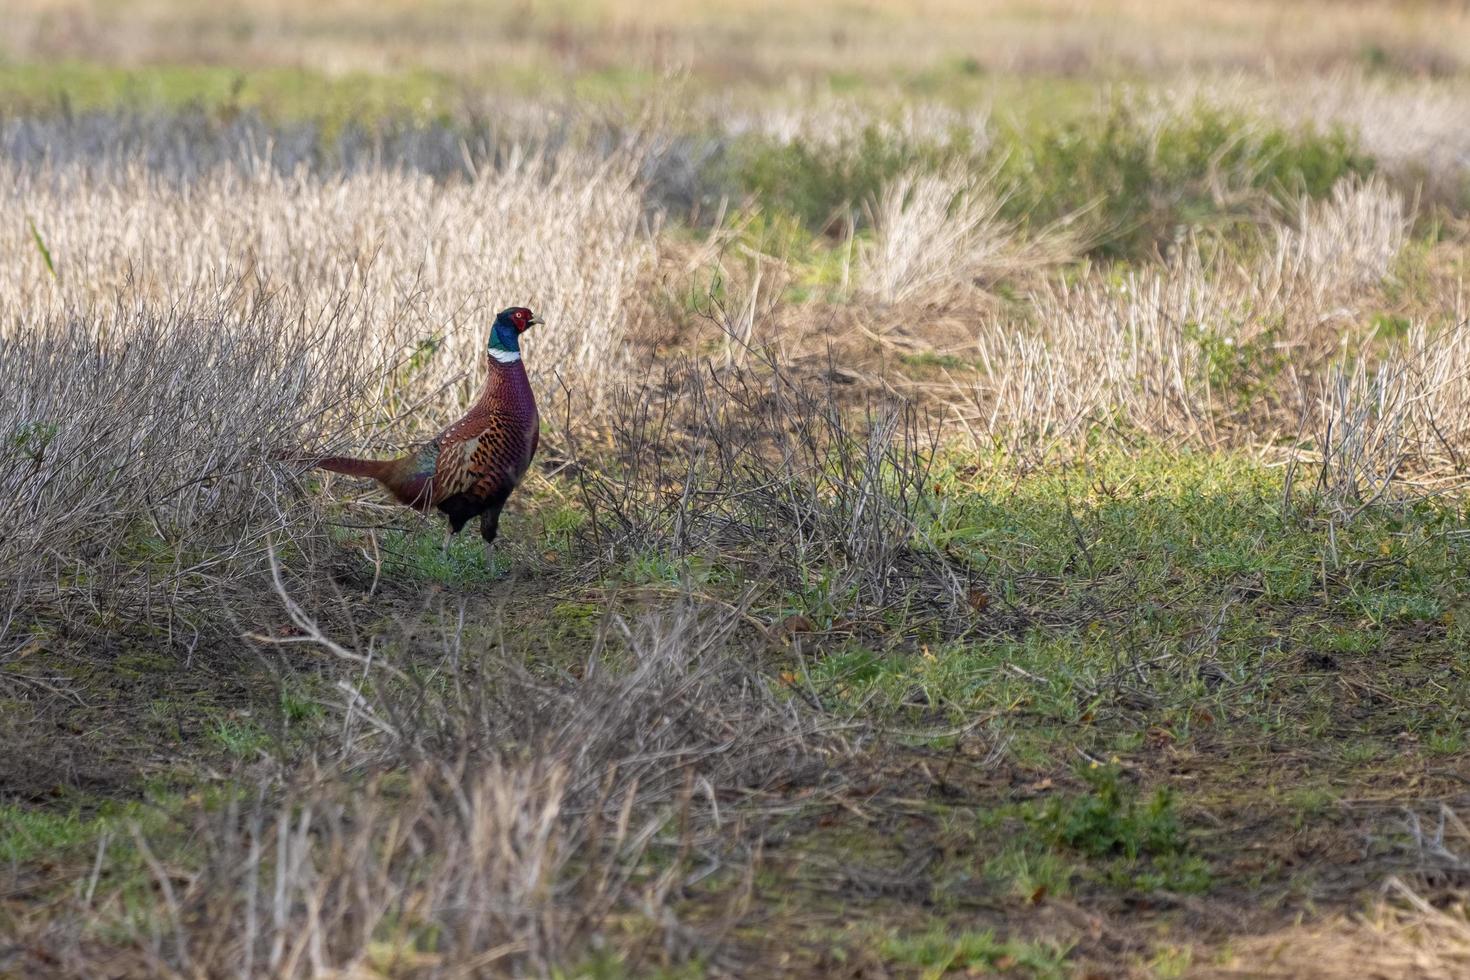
[488, 321, 521, 363]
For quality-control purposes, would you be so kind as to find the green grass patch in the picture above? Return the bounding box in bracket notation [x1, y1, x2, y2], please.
[206, 717, 271, 759]
[0, 61, 458, 126]
[374, 526, 509, 584]
[983, 840, 1077, 901]
[718, 98, 1373, 259]
[0, 806, 96, 864]
[0, 793, 186, 866]
[1027, 765, 1211, 894]
[899, 351, 974, 371]
[793, 445, 1469, 778]
[1029, 765, 1184, 861]
[881, 925, 1070, 979]
[997, 101, 1374, 257]
[724, 125, 981, 232]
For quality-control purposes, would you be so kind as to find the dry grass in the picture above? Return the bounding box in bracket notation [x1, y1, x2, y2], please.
[568, 352, 967, 629]
[0, 147, 649, 646]
[5, 0, 1470, 80]
[1314, 318, 1470, 513]
[1268, 176, 1409, 304]
[0, 299, 351, 642]
[722, 101, 989, 152]
[959, 176, 1418, 464]
[1, 155, 651, 408]
[1198, 880, 1470, 979]
[858, 167, 1020, 306]
[17, 592, 830, 976]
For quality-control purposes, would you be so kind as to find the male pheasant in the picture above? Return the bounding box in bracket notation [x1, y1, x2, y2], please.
[314, 306, 543, 553]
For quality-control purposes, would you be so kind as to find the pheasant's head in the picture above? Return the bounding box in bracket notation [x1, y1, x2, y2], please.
[487, 307, 543, 363]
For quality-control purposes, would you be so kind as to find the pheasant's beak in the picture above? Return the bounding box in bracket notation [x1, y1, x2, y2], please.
[528, 314, 545, 327]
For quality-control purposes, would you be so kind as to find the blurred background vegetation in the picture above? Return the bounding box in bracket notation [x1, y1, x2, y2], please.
[3, 0, 1463, 118]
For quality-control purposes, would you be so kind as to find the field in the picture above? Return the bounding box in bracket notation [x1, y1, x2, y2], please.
[5, 1, 1470, 977]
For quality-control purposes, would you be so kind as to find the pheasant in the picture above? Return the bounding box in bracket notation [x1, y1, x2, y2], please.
[314, 306, 543, 553]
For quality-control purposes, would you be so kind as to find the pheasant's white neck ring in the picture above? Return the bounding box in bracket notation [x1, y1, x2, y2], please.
[488, 348, 521, 364]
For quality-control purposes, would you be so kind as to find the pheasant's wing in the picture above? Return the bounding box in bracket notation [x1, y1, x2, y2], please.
[430, 405, 535, 505]
[423, 404, 489, 502]
[427, 434, 482, 503]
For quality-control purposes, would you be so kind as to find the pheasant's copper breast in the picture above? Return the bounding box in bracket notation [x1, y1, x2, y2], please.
[424, 354, 539, 509]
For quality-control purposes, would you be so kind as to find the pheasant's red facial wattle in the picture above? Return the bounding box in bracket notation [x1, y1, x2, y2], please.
[510, 307, 543, 334]
[487, 307, 542, 359]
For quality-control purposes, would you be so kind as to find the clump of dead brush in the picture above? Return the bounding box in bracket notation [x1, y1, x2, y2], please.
[22, 583, 835, 977]
[0, 293, 371, 660]
[1306, 317, 1470, 529]
[564, 348, 975, 637]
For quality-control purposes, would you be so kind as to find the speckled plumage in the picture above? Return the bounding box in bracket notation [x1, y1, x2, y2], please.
[315, 307, 542, 546]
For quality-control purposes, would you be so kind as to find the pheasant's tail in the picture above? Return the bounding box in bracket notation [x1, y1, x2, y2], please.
[313, 455, 398, 481]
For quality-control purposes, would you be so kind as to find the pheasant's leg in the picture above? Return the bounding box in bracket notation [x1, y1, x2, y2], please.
[479, 501, 505, 565]
[442, 524, 453, 559]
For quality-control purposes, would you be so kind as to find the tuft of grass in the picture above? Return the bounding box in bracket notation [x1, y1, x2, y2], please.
[377, 527, 508, 584]
[0, 806, 93, 864]
[1028, 765, 1212, 894]
[881, 926, 1070, 979]
[206, 718, 271, 759]
[984, 842, 1077, 902]
[858, 165, 1034, 305]
[1427, 728, 1467, 756]
[1029, 765, 1185, 861]
[279, 687, 323, 727]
